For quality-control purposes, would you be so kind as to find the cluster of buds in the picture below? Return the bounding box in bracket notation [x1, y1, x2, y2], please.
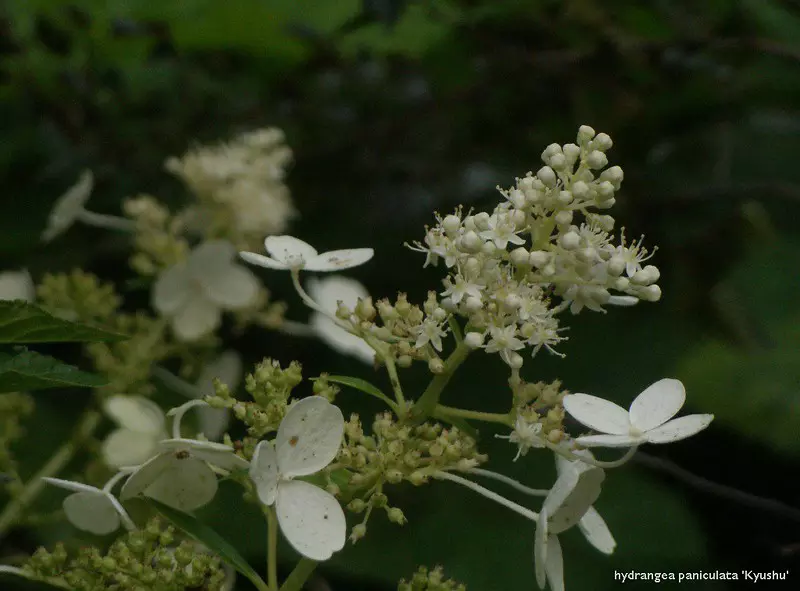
[398, 566, 467, 591]
[207, 358, 301, 437]
[18, 519, 227, 591]
[123, 195, 190, 276]
[409, 126, 661, 367]
[166, 128, 295, 250]
[36, 270, 121, 324]
[0, 392, 34, 494]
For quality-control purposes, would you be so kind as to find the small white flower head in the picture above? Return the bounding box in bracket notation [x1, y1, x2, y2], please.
[102, 396, 168, 468]
[41, 170, 94, 242]
[240, 235, 374, 272]
[414, 317, 447, 352]
[153, 240, 260, 341]
[534, 461, 605, 591]
[41, 477, 134, 535]
[121, 438, 248, 512]
[496, 415, 545, 461]
[307, 276, 375, 364]
[484, 324, 525, 366]
[193, 351, 243, 440]
[555, 451, 615, 555]
[0, 270, 35, 302]
[249, 396, 346, 561]
[563, 378, 714, 448]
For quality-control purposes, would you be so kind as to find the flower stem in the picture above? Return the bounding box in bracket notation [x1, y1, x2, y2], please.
[77, 209, 136, 232]
[266, 506, 279, 591]
[546, 441, 638, 469]
[0, 410, 102, 540]
[279, 558, 317, 591]
[434, 404, 512, 426]
[409, 341, 471, 423]
[434, 471, 538, 523]
[468, 468, 550, 496]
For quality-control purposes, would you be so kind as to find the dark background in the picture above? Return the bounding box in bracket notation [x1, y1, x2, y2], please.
[1, 1, 799, 589]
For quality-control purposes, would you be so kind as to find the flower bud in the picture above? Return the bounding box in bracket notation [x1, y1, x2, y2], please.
[459, 230, 482, 253]
[600, 165, 624, 186]
[562, 143, 580, 164]
[596, 197, 615, 209]
[592, 132, 613, 151]
[559, 231, 580, 250]
[557, 190, 573, 205]
[507, 352, 524, 369]
[348, 499, 367, 513]
[642, 284, 662, 301]
[508, 189, 527, 209]
[473, 212, 491, 231]
[464, 331, 484, 349]
[586, 150, 608, 170]
[571, 180, 589, 199]
[481, 241, 497, 256]
[350, 523, 367, 542]
[387, 507, 407, 525]
[355, 297, 376, 321]
[643, 265, 660, 283]
[464, 296, 483, 313]
[577, 125, 596, 144]
[397, 355, 413, 368]
[409, 471, 428, 486]
[541, 143, 562, 162]
[537, 166, 557, 188]
[549, 153, 566, 170]
[554, 210, 573, 226]
[613, 276, 630, 290]
[428, 358, 445, 374]
[385, 469, 403, 484]
[510, 247, 529, 267]
[596, 181, 615, 200]
[442, 214, 461, 235]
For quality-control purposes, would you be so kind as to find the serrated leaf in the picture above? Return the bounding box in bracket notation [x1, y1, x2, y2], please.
[0, 301, 126, 344]
[0, 349, 107, 393]
[148, 498, 268, 590]
[321, 375, 397, 409]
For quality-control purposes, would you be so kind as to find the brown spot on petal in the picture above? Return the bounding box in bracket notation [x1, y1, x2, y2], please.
[175, 450, 190, 459]
[289, 436, 300, 447]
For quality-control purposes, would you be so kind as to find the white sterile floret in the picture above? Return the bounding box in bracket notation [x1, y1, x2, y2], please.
[563, 378, 714, 448]
[153, 240, 260, 341]
[249, 396, 346, 561]
[534, 461, 605, 591]
[102, 395, 168, 468]
[0, 270, 35, 302]
[192, 351, 243, 440]
[41, 170, 94, 242]
[414, 317, 447, 352]
[555, 451, 615, 555]
[307, 276, 375, 364]
[41, 477, 134, 535]
[496, 416, 545, 461]
[121, 438, 248, 512]
[240, 235, 374, 272]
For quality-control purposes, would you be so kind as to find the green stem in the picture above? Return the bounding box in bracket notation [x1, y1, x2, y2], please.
[266, 506, 279, 591]
[409, 342, 471, 423]
[382, 354, 406, 407]
[435, 404, 513, 426]
[279, 558, 318, 591]
[0, 410, 101, 539]
[545, 440, 638, 469]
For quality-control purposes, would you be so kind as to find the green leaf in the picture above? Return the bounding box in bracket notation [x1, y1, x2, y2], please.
[148, 498, 268, 590]
[320, 375, 397, 409]
[0, 349, 107, 393]
[0, 301, 126, 344]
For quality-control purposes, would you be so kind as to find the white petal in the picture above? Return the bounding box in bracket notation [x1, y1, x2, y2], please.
[190, 241, 259, 309]
[573, 434, 642, 448]
[277, 397, 344, 478]
[102, 429, 161, 468]
[42, 170, 93, 242]
[171, 296, 221, 341]
[159, 439, 248, 471]
[250, 441, 279, 506]
[629, 378, 686, 432]
[578, 506, 616, 555]
[607, 295, 638, 307]
[644, 414, 714, 444]
[306, 276, 369, 314]
[142, 456, 218, 511]
[152, 263, 193, 315]
[196, 351, 243, 397]
[563, 393, 630, 435]
[275, 480, 346, 561]
[0, 270, 35, 302]
[554, 448, 595, 477]
[239, 251, 288, 270]
[305, 249, 374, 272]
[545, 535, 565, 591]
[63, 491, 120, 535]
[545, 465, 605, 534]
[103, 395, 166, 434]
[197, 407, 232, 442]
[534, 509, 548, 589]
[311, 314, 375, 364]
[41, 477, 99, 494]
[265, 235, 318, 265]
[121, 453, 175, 500]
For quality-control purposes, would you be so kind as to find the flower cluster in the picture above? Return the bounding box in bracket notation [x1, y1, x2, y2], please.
[398, 566, 467, 591]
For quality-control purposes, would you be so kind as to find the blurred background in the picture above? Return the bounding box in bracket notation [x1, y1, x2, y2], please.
[1, 0, 800, 589]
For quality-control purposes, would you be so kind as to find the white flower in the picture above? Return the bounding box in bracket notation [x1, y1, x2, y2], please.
[121, 438, 248, 512]
[555, 451, 615, 555]
[534, 462, 605, 591]
[153, 240, 260, 341]
[249, 396, 346, 561]
[41, 170, 94, 242]
[41, 476, 134, 535]
[496, 416, 545, 461]
[414, 318, 447, 352]
[307, 276, 375, 364]
[240, 235, 373, 272]
[102, 396, 168, 468]
[441, 275, 483, 305]
[0, 270, 34, 302]
[478, 212, 525, 250]
[192, 351, 243, 440]
[484, 324, 525, 365]
[563, 378, 714, 448]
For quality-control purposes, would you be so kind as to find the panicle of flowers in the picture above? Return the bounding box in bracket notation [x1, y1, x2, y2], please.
[17, 519, 227, 591]
[398, 566, 467, 591]
[407, 126, 661, 367]
[0, 392, 34, 494]
[166, 128, 295, 250]
[123, 195, 191, 276]
[36, 269, 122, 324]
